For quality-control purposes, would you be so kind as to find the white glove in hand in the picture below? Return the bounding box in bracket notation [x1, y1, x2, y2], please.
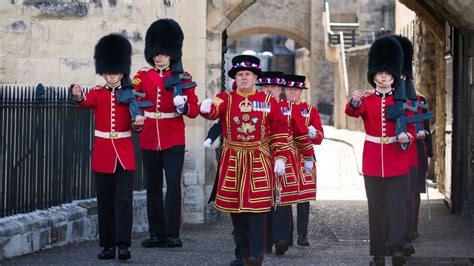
[274, 159, 285, 175]
[203, 138, 212, 148]
[427, 157, 431, 167]
[308, 125, 317, 139]
[200, 99, 212, 113]
[304, 160, 313, 173]
[173, 95, 186, 114]
[416, 130, 426, 140]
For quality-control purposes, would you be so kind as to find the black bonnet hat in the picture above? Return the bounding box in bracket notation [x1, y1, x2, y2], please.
[227, 55, 262, 79]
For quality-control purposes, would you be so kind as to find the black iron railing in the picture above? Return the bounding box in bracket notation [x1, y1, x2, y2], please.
[0, 84, 145, 218]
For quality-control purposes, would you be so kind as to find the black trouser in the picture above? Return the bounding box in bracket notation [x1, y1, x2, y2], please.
[364, 174, 408, 256]
[94, 163, 134, 248]
[142, 145, 185, 239]
[265, 211, 272, 248]
[297, 202, 310, 236]
[271, 205, 292, 243]
[405, 167, 417, 242]
[230, 212, 266, 260]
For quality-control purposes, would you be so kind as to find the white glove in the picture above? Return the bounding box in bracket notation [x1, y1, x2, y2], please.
[200, 99, 212, 113]
[416, 130, 426, 140]
[427, 157, 431, 166]
[173, 95, 187, 114]
[274, 159, 285, 175]
[308, 125, 317, 139]
[203, 138, 212, 148]
[304, 160, 314, 173]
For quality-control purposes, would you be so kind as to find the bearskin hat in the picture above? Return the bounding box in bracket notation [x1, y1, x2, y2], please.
[392, 35, 414, 77]
[94, 34, 132, 75]
[367, 36, 403, 88]
[145, 18, 184, 66]
[391, 35, 417, 100]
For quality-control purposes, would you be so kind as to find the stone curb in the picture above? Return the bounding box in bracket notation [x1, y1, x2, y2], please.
[0, 191, 149, 260]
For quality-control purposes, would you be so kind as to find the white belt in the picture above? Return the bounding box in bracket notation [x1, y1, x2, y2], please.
[144, 111, 179, 119]
[94, 130, 131, 139]
[365, 134, 397, 144]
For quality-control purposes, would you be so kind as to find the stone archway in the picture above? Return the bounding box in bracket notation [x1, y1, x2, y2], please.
[227, 27, 310, 49]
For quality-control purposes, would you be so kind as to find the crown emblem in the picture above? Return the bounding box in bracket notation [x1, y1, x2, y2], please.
[239, 98, 253, 112]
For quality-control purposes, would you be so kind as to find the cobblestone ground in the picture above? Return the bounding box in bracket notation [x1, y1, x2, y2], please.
[3, 140, 474, 265]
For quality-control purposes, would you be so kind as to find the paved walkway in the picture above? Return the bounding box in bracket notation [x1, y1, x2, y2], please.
[3, 127, 473, 265]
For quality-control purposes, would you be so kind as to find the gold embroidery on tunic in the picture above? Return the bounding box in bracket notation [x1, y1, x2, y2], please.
[239, 98, 252, 112]
[237, 122, 256, 134]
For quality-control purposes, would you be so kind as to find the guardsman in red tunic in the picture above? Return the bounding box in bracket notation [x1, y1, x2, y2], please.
[72, 34, 144, 261]
[284, 74, 324, 247]
[200, 55, 291, 266]
[257, 71, 315, 256]
[133, 19, 199, 249]
[345, 36, 411, 266]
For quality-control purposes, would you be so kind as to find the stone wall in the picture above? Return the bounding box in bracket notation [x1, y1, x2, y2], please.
[336, 45, 370, 131]
[414, 20, 446, 189]
[0, 0, 210, 224]
[0, 192, 149, 260]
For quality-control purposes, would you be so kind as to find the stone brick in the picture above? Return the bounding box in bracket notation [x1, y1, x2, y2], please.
[50, 224, 67, 244]
[23, 1, 89, 17]
[0, 19, 31, 58]
[2, 234, 30, 258]
[0, 221, 21, 238]
[77, 200, 98, 216]
[15, 58, 60, 84]
[39, 229, 50, 249]
[60, 205, 86, 221]
[36, 210, 66, 227]
[70, 220, 85, 242]
[59, 58, 95, 85]
[183, 185, 205, 217]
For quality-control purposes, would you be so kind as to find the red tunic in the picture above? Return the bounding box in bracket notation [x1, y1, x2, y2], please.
[292, 100, 324, 202]
[345, 91, 410, 177]
[132, 67, 199, 150]
[275, 100, 315, 205]
[201, 88, 291, 213]
[78, 86, 136, 173]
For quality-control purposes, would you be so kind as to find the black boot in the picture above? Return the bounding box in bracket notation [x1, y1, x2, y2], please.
[275, 241, 289, 256]
[229, 258, 244, 266]
[165, 237, 183, 248]
[369, 256, 385, 266]
[246, 257, 261, 266]
[97, 247, 115, 260]
[297, 234, 310, 246]
[402, 242, 415, 257]
[117, 245, 131, 261]
[392, 251, 406, 265]
[141, 236, 165, 248]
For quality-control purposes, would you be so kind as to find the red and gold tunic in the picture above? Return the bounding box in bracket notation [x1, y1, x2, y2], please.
[276, 99, 315, 205]
[292, 100, 324, 202]
[200, 88, 291, 213]
[345, 90, 410, 177]
[78, 86, 136, 173]
[132, 67, 199, 151]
